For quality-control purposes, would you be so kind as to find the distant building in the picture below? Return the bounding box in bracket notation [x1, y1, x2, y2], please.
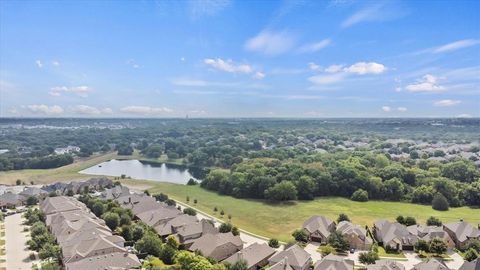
[54, 145, 80, 155]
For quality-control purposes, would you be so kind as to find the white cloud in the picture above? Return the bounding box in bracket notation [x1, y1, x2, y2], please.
[49, 86, 93, 97]
[397, 107, 407, 112]
[171, 79, 209, 87]
[308, 73, 346, 85]
[204, 58, 253, 74]
[52, 61, 60, 66]
[382, 106, 391, 112]
[405, 74, 446, 92]
[341, 4, 383, 28]
[120, 106, 173, 115]
[341, 2, 405, 28]
[26, 104, 64, 115]
[344, 62, 386, 74]
[395, 87, 402, 92]
[456, 113, 472, 118]
[325, 64, 344, 73]
[245, 30, 295, 56]
[35, 60, 43, 68]
[433, 39, 480, 54]
[434, 99, 461, 107]
[308, 62, 321, 71]
[298, 39, 331, 53]
[253, 71, 265, 80]
[71, 105, 112, 115]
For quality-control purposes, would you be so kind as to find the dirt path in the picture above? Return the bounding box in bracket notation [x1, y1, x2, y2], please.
[5, 213, 35, 270]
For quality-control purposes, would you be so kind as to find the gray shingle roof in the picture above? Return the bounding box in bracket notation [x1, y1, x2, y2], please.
[269, 257, 295, 270]
[189, 232, 243, 261]
[459, 259, 479, 270]
[367, 259, 406, 270]
[444, 221, 480, 242]
[412, 258, 450, 270]
[268, 244, 311, 269]
[374, 220, 418, 246]
[303, 215, 335, 238]
[224, 243, 276, 268]
[314, 253, 354, 270]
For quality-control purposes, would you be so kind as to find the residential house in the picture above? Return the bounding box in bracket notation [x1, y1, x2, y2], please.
[19, 186, 48, 200]
[407, 225, 455, 249]
[135, 206, 182, 228]
[189, 232, 243, 261]
[337, 221, 373, 250]
[412, 258, 450, 270]
[459, 259, 479, 270]
[100, 185, 130, 200]
[313, 254, 354, 270]
[0, 192, 23, 208]
[155, 214, 198, 237]
[302, 215, 336, 243]
[40, 196, 88, 215]
[268, 244, 312, 270]
[176, 219, 218, 247]
[224, 243, 276, 270]
[373, 220, 418, 251]
[443, 220, 480, 249]
[269, 257, 294, 270]
[366, 259, 406, 270]
[64, 252, 141, 270]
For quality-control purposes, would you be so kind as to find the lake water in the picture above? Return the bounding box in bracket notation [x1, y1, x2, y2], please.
[79, 159, 206, 184]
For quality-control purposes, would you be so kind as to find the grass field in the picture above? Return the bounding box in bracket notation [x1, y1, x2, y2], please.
[122, 179, 480, 242]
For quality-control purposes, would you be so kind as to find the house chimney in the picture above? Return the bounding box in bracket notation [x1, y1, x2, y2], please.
[128, 197, 131, 203]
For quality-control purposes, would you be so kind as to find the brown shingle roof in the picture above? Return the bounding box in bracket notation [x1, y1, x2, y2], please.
[224, 243, 276, 268]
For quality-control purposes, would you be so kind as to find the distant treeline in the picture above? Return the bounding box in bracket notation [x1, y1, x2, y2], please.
[0, 154, 73, 171]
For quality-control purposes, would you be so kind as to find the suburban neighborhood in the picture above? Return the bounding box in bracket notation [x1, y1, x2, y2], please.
[0, 177, 478, 270]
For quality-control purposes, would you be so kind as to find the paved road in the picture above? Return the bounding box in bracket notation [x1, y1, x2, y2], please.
[5, 213, 35, 270]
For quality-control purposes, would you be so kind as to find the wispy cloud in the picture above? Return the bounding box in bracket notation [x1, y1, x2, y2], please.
[49, 86, 93, 97]
[189, 0, 231, 19]
[120, 106, 173, 115]
[25, 104, 64, 115]
[308, 61, 386, 85]
[298, 39, 331, 53]
[433, 39, 480, 54]
[308, 73, 346, 85]
[35, 60, 43, 68]
[434, 99, 461, 107]
[70, 105, 113, 115]
[204, 58, 254, 74]
[405, 74, 446, 93]
[341, 2, 406, 28]
[245, 30, 295, 56]
[381, 106, 391, 112]
[343, 62, 386, 74]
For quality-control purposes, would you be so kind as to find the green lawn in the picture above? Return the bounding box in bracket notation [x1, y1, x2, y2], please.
[122, 179, 480, 242]
[377, 247, 406, 259]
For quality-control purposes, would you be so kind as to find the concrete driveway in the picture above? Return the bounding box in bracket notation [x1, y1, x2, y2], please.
[5, 213, 36, 270]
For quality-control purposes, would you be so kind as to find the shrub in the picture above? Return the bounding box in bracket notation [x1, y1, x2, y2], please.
[464, 248, 479, 261]
[103, 212, 120, 231]
[292, 229, 308, 242]
[26, 196, 38, 206]
[432, 193, 449, 211]
[327, 231, 350, 252]
[429, 238, 447, 255]
[426, 216, 442, 226]
[320, 245, 336, 256]
[219, 223, 233, 233]
[153, 193, 168, 202]
[464, 239, 480, 252]
[187, 178, 197, 185]
[351, 189, 369, 202]
[165, 199, 176, 206]
[232, 226, 240, 236]
[268, 239, 280, 248]
[358, 251, 379, 264]
[337, 213, 350, 223]
[183, 207, 197, 216]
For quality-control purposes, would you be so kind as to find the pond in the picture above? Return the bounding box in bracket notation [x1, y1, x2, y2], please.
[79, 159, 206, 184]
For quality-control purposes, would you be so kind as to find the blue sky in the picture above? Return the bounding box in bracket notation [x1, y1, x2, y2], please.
[0, 0, 479, 118]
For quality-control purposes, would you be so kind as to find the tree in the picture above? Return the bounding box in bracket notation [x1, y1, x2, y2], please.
[464, 248, 479, 261]
[219, 223, 233, 233]
[187, 178, 197, 185]
[103, 212, 120, 230]
[396, 215, 405, 225]
[92, 201, 105, 217]
[120, 225, 132, 241]
[135, 231, 163, 257]
[327, 231, 350, 252]
[165, 199, 176, 206]
[231, 226, 239, 236]
[194, 199, 198, 205]
[183, 207, 196, 216]
[426, 216, 442, 226]
[268, 239, 280, 248]
[296, 176, 316, 200]
[38, 243, 61, 261]
[358, 251, 379, 265]
[292, 229, 308, 242]
[120, 214, 131, 226]
[351, 189, 369, 202]
[320, 245, 336, 256]
[264, 181, 297, 201]
[26, 196, 38, 206]
[229, 260, 248, 270]
[153, 193, 168, 202]
[160, 244, 177, 264]
[429, 238, 447, 255]
[132, 224, 145, 241]
[16, 179, 21, 185]
[337, 213, 350, 223]
[166, 235, 179, 250]
[404, 216, 416, 226]
[414, 240, 429, 252]
[432, 193, 449, 211]
[464, 239, 480, 253]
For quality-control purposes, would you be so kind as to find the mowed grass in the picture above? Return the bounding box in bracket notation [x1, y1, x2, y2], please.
[123, 179, 480, 242]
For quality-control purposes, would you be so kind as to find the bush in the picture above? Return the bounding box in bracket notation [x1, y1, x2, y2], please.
[165, 199, 176, 206]
[464, 239, 480, 252]
[426, 216, 442, 226]
[327, 231, 350, 252]
[183, 207, 197, 216]
[432, 193, 449, 211]
[26, 196, 38, 206]
[464, 248, 479, 261]
[268, 239, 280, 248]
[232, 226, 240, 236]
[103, 212, 120, 231]
[337, 213, 350, 223]
[429, 238, 447, 255]
[187, 178, 197, 185]
[351, 189, 369, 202]
[358, 251, 379, 264]
[320, 245, 336, 256]
[153, 193, 168, 202]
[219, 223, 233, 233]
[292, 229, 308, 242]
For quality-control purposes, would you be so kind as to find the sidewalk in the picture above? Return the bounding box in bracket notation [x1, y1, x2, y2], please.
[5, 213, 36, 270]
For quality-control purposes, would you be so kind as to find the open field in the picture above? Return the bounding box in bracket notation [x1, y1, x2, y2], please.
[123, 179, 480, 242]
